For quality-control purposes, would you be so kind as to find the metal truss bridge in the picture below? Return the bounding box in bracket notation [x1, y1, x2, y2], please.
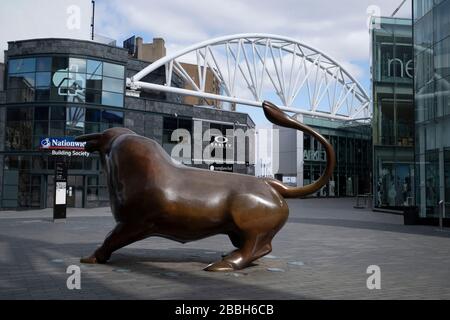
[127, 34, 371, 121]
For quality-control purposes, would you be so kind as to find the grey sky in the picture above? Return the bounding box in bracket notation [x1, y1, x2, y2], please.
[96, 0, 411, 81]
[0, 0, 411, 79]
[0, 0, 411, 125]
[0, 0, 91, 62]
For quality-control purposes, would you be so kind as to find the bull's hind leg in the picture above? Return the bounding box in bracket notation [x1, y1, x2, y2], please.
[81, 222, 150, 264]
[205, 232, 274, 272]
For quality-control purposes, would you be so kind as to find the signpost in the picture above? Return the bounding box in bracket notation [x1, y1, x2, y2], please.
[54, 161, 68, 221]
[39, 136, 89, 221]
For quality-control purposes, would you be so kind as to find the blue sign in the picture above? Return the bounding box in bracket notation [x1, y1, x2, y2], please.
[40, 137, 86, 151]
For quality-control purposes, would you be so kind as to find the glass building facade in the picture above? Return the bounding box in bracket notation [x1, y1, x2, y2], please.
[413, 0, 450, 218]
[302, 117, 372, 197]
[273, 116, 372, 198]
[7, 56, 125, 107]
[371, 17, 415, 210]
[0, 39, 255, 210]
[1, 52, 127, 209]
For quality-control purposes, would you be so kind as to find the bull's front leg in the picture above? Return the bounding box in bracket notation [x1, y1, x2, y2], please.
[81, 222, 151, 264]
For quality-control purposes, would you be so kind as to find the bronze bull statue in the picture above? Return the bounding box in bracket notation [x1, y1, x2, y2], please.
[76, 101, 335, 271]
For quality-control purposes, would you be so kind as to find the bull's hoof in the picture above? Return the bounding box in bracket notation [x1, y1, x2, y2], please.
[204, 260, 236, 272]
[80, 255, 98, 264]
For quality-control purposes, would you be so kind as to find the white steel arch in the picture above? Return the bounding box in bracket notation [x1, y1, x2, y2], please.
[128, 34, 371, 121]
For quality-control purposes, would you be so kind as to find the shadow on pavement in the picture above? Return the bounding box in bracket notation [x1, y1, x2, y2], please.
[0, 233, 312, 300]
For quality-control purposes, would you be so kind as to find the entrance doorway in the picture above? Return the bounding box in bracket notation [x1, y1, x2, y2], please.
[66, 176, 84, 208]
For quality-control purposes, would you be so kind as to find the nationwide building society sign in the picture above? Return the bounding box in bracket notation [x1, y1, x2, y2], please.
[40, 137, 90, 157]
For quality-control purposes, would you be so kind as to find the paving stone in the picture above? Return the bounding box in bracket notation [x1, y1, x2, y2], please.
[0, 198, 449, 299]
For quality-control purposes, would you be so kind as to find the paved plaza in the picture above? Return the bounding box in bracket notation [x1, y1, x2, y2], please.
[0, 198, 449, 300]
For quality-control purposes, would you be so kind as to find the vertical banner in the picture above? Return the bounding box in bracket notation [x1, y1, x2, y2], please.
[53, 160, 68, 220]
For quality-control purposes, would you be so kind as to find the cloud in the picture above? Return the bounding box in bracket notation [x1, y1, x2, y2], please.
[0, 0, 411, 113]
[95, 0, 411, 86]
[0, 0, 92, 62]
[0, 0, 412, 72]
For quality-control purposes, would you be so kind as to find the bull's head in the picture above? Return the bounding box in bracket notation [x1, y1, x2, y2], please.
[75, 127, 136, 154]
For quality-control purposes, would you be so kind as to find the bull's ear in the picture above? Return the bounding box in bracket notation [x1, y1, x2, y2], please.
[75, 133, 102, 142]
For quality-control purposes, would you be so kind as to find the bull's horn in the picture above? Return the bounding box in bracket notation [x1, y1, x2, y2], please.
[75, 133, 102, 142]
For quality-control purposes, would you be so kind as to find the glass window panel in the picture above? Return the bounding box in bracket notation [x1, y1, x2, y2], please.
[52, 70, 69, 90]
[87, 187, 99, 201]
[85, 122, 100, 134]
[102, 77, 124, 93]
[36, 72, 51, 87]
[100, 121, 124, 130]
[84, 155, 100, 170]
[103, 62, 125, 79]
[32, 156, 47, 170]
[178, 119, 192, 131]
[68, 157, 83, 170]
[35, 87, 50, 101]
[69, 58, 86, 73]
[86, 74, 102, 90]
[163, 131, 174, 144]
[7, 89, 35, 103]
[102, 91, 123, 107]
[163, 117, 178, 131]
[32, 135, 41, 149]
[397, 102, 414, 146]
[36, 57, 52, 72]
[66, 107, 85, 131]
[86, 89, 102, 104]
[5, 121, 33, 150]
[84, 155, 99, 170]
[34, 121, 49, 136]
[8, 58, 36, 74]
[434, 0, 450, 42]
[413, 0, 433, 20]
[34, 107, 49, 121]
[380, 101, 395, 145]
[102, 110, 123, 124]
[52, 56, 68, 72]
[7, 108, 33, 121]
[8, 73, 35, 88]
[51, 106, 66, 120]
[414, 10, 433, 53]
[49, 121, 64, 136]
[67, 72, 86, 103]
[2, 199, 18, 207]
[87, 59, 103, 75]
[434, 37, 450, 79]
[87, 176, 99, 186]
[50, 87, 67, 102]
[436, 75, 450, 116]
[86, 108, 101, 122]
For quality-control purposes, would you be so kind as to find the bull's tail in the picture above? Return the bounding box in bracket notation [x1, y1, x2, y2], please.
[262, 101, 336, 198]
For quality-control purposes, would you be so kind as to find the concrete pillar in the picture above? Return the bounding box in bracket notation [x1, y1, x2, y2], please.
[136, 37, 143, 60]
[153, 38, 166, 59]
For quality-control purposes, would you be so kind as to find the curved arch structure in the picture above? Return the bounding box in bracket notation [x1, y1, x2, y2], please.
[128, 34, 370, 121]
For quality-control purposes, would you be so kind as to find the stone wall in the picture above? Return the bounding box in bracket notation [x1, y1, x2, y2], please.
[6, 38, 129, 63]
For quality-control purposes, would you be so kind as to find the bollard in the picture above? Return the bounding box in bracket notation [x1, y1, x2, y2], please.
[439, 200, 444, 230]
